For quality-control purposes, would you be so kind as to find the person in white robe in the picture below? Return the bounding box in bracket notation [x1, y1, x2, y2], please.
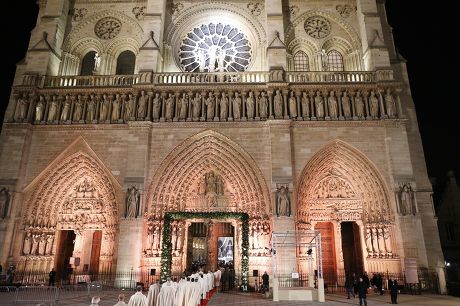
[114, 294, 127, 306]
[156, 279, 175, 306]
[146, 283, 160, 306]
[128, 286, 147, 306]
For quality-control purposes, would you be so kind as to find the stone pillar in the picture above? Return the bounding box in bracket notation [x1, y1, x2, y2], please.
[265, 0, 287, 69]
[137, 0, 166, 72]
[356, 0, 391, 70]
[115, 219, 144, 284]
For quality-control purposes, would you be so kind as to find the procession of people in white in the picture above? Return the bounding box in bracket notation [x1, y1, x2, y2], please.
[125, 269, 222, 306]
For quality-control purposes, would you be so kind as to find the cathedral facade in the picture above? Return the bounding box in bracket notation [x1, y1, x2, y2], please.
[0, 0, 445, 290]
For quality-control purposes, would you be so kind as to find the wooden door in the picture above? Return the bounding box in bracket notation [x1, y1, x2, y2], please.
[89, 230, 102, 275]
[315, 222, 337, 284]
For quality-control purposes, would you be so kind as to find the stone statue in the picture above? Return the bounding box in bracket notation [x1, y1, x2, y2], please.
[48, 96, 58, 122]
[31, 234, 40, 255]
[192, 93, 201, 119]
[111, 94, 121, 121]
[314, 91, 324, 118]
[94, 52, 101, 72]
[233, 92, 242, 119]
[15, 94, 28, 120]
[99, 94, 109, 121]
[137, 91, 147, 119]
[178, 93, 188, 120]
[126, 186, 140, 218]
[385, 89, 396, 117]
[220, 92, 229, 120]
[369, 91, 379, 118]
[371, 227, 379, 257]
[38, 233, 46, 255]
[217, 49, 226, 72]
[383, 226, 392, 256]
[365, 227, 373, 256]
[328, 91, 338, 118]
[259, 91, 268, 118]
[86, 95, 96, 121]
[35, 96, 45, 121]
[205, 92, 214, 120]
[23, 232, 32, 255]
[355, 91, 364, 118]
[152, 93, 161, 120]
[246, 91, 255, 119]
[276, 186, 291, 217]
[320, 48, 328, 70]
[125, 94, 135, 120]
[301, 92, 310, 118]
[73, 95, 83, 121]
[274, 90, 283, 117]
[197, 50, 207, 72]
[45, 234, 54, 255]
[341, 91, 351, 118]
[165, 93, 175, 120]
[377, 227, 385, 256]
[399, 183, 415, 215]
[0, 188, 9, 218]
[61, 95, 71, 121]
[288, 91, 297, 118]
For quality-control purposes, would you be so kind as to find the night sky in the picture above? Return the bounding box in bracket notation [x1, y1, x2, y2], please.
[0, 1, 458, 189]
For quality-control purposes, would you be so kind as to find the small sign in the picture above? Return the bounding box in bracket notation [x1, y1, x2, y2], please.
[404, 258, 419, 284]
[292, 272, 299, 279]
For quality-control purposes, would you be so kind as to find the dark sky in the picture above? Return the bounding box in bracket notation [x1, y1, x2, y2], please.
[0, 1, 458, 185]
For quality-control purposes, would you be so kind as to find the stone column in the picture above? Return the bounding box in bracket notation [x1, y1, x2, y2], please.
[295, 91, 302, 120]
[265, 0, 287, 69]
[268, 90, 274, 119]
[309, 91, 316, 120]
[334, 222, 345, 274]
[378, 89, 387, 119]
[282, 90, 289, 119]
[356, 0, 391, 70]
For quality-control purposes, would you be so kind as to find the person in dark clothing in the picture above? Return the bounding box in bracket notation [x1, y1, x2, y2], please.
[229, 268, 235, 290]
[388, 277, 398, 304]
[221, 268, 229, 292]
[261, 271, 269, 294]
[352, 273, 358, 296]
[362, 272, 370, 288]
[376, 273, 383, 295]
[49, 268, 57, 286]
[345, 273, 355, 299]
[357, 277, 368, 306]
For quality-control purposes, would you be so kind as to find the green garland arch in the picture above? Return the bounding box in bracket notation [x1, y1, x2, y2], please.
[160, 211, 250, 286]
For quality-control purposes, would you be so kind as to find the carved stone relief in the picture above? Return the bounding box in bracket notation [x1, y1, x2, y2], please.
[126, 185, 141, 218]
[275, 184, 291, 217]
[71, 8, 88, 22]
[396, 182, 416, 216]
[304, 16, 331, 39]
[95, 17, 122, 40]
[247, 3, 264, 16]
[132, 6, 145, 20]
[0, 187, 10, 219]
[336, 5, 356, 18]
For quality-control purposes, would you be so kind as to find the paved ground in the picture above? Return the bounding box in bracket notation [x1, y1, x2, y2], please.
[1, 289, 460, 305]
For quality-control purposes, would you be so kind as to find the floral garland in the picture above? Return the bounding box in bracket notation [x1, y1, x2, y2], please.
[160, 211, 250, 286]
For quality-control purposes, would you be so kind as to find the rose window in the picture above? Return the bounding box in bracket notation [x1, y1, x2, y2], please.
[304, 16, 331, 39]
[95, 17, 122, 40]
[179, 23, 252, 72]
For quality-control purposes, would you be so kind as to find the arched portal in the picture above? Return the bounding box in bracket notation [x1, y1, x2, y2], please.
[297, 140, 399, 283]
[20, 140, 120, 281]
[145, 130, 271, 275]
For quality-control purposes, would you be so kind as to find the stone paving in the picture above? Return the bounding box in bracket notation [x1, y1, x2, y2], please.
[2, 289, 460, 305]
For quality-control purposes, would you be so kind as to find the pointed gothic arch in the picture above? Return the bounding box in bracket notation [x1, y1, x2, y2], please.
[147, 130, 270, 218]
[23, 137, 121, 230]
[297, 139, 394, 225]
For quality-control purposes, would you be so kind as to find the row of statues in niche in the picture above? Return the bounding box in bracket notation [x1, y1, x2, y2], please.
[364, 224, 393, 258]
[12, 88, 399, 123]
[249, 220, 271, 256]
[145, 222, 184, 257]
[22, 232, 54, 256]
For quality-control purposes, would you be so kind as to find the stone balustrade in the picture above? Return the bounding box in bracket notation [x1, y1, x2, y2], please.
[19, 70, 393, 88]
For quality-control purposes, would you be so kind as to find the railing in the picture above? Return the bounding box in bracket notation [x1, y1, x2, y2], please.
[19, 70, 394, 89]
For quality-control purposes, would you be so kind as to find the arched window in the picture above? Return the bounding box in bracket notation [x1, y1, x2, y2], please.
[293, 51, 309, 71]
[116, 50, 136, 75]
[80, 51, 96, 76]
[327, 50, 344, 71]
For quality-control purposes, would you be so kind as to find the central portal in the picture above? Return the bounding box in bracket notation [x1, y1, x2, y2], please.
[187, 222, 234, 271]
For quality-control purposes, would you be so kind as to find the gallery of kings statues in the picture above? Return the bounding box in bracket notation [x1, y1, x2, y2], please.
[0, 0, 447, 293]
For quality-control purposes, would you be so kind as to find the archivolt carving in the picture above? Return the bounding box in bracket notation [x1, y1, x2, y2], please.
[23, 150, 119, 232]
[105, 37, 140, 57]
[287, 38, 319, 57]
[70, 37, 104, 57]
[286, 9, 360, 51]
[63, 9, 143, 52]
[147, 130, 270, 218]
[297, 140, 393, 225]
[321, 36, 354, 55]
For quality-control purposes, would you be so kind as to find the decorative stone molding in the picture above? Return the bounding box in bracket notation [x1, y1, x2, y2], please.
[247, 3, 264, 16]
[95, 17, 122, 40]
[170, 2, 184, 16]
[71, 8, 88, 22]
[289, 5, 300, 18]
[132, 6, 145, 20]
[304, 16, 331, 39]
[336, 5, 356, 19]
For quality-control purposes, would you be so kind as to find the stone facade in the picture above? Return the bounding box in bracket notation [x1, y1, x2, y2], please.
[0, 0, 445, 291]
